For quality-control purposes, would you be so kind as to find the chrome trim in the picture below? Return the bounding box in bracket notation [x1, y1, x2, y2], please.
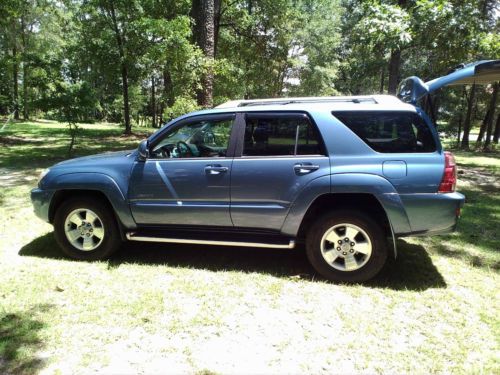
[126, 233, 295, 249]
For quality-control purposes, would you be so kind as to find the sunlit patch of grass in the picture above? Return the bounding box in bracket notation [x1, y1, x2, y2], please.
[0, 121, 498, 374]
[0, 121, 153, 170]
[454, 151, 500, 175]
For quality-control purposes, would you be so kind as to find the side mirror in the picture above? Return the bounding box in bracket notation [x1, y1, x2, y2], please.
[138, 139, 149, 161]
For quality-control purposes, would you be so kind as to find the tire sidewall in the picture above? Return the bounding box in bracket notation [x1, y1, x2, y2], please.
[54, 198, 121, 260]
[306, 210, 388, 283]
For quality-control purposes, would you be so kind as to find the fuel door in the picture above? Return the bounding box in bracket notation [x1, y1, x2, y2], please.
[383, 160, 407, 179]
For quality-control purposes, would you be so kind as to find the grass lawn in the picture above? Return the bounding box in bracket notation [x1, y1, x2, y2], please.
[1, 120, 499, 374]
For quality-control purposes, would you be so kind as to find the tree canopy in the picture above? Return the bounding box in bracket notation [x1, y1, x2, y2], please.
[0, 0, 498, 148]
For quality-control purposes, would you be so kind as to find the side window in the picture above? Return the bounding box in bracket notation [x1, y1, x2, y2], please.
[243, 114, 323, 156]
[151, 116, 234, 158]
[332, 111, 436, 153]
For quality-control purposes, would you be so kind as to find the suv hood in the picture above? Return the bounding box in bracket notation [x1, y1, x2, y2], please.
[398, 59, 500, 104]
[54, 149, 136, 168]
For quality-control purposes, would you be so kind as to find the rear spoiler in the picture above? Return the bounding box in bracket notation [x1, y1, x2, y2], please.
[397, 59, 500, 104]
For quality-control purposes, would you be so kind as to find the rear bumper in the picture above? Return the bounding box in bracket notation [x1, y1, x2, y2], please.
[398, 192, 465, 236]
[31, 188, 55, 223]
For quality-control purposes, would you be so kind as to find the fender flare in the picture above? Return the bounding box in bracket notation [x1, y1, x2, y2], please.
[281, 175, 331, 236]
[330, 173, 411, 235]
[47, 172, 136, 229]
[281, 173, 411, 237]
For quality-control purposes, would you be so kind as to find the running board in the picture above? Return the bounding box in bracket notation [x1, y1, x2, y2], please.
[126, 233, 296, 249]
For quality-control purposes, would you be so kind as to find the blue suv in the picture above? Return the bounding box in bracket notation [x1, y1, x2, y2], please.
[32, 61, 499, 282]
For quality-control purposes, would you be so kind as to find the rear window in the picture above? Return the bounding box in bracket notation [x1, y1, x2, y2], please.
[332, 111, 436, 153]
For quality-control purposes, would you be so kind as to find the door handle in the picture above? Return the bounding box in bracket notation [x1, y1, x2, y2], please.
[294, 163, 320, 175]
[205, 165, 229, 175]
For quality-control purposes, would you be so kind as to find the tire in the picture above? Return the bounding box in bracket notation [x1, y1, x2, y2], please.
[53, 197, 122, 260]
[305, 210, 388, 283]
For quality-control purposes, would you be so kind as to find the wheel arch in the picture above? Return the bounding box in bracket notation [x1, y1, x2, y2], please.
[295, 192, 399, 258]
[297, 193, 392, 239]
[280, 173, 411, 253]
[46, 172, 136, 233]
[49, 189, 130, 240]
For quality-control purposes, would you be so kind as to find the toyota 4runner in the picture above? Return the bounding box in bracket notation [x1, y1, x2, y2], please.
[32, 60, 499, 282]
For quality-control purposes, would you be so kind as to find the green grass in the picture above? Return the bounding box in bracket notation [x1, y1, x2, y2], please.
[0, 119, 151, 170]
[1, 122, 499, 374]
[453, 151, 500, 175]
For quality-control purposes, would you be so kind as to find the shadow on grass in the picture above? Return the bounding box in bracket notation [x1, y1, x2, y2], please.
[368, 240, 446, 290]
[20, 233, 446, 291]
[0, 304, 52, 375]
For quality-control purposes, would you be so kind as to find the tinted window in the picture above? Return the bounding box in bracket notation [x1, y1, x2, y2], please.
[243, 114, 323, 156]
[332, 111, 436, 153]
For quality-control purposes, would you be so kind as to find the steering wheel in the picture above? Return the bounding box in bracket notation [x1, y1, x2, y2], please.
[176, 141, 193, 157]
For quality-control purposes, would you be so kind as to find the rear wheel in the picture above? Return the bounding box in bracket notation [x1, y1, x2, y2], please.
[306, 210, 388, 283]
[54, 197, 122, 260]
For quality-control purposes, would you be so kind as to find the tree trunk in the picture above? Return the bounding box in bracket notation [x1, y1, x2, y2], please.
[432, 94, 440, 124]
[456, 115, 462, 146]
[461, 84, 476, 150]
[387, 0, 407, 95]
[22, 62, 29, 120]
[151, 76, 156, 128]
[492, 113, 500, 144]
[67, 122, 77, 157]
[476, 84, 498, 145]
[483, 82, 499, 150]
[108, 0, 131, 134]
[476, 108, 490, 144]
[192, 0, 215, 107]
[214, 0, 222, 58]
[456, 87, 467, 146]
[21, 16, 29, 120]
[163, 69, 174, 107]
[387, 49, 401, 95]
[121, 64, 131, 134]
[379, 66, 385, 94]
[12, 45, 19, 120]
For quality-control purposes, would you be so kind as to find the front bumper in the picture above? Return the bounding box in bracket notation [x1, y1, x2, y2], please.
[31, 188, 55, 223]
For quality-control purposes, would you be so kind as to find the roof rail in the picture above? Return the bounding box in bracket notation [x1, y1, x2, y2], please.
[215, 96, 378, 108]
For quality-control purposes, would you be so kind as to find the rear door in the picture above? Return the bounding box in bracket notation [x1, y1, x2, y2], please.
[229, 112, 330, 230]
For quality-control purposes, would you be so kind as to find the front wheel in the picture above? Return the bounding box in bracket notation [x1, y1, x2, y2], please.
[306, 210, 388, 283]
[53, 197, 122, 260]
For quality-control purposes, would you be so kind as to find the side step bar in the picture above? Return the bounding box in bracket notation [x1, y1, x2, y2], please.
[126, 233, 296, 249]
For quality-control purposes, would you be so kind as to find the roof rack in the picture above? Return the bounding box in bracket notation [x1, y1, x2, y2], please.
[215, 96, 378, 108]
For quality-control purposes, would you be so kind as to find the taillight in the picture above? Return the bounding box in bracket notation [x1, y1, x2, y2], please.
[438, 151, 457, 193]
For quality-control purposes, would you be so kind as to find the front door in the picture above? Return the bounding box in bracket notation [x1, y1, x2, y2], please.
[129, 113, 236, 227]
[230, 112, 330, 230]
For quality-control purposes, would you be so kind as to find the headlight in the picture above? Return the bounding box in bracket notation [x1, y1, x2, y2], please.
[38, 168, 50, 186]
